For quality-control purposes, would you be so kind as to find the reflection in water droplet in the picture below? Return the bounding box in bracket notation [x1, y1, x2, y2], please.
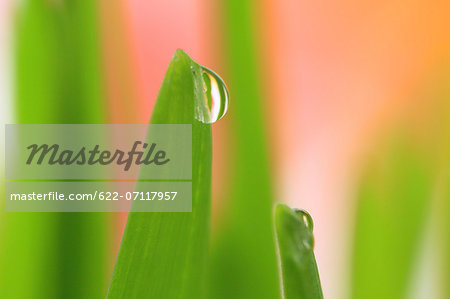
[294, 208, 315, 249]
[294, 209, 314, 232]
[200, 66, 229, 123]
[302, 239, 312, 250]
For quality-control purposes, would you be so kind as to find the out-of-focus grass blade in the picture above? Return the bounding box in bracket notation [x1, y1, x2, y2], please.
[351, 135, 433, 299]
[208, 0, 281, 298]
[275, 204, 323, 299]
[442, 170, 450, 299]
[107, 49, 212, 299]
[0, 1, 109, 298]
[444, 140, 450, 299]
[440, 70, 450, 299]
[433, 67, 450, 299]
[444, 174, 450, 299]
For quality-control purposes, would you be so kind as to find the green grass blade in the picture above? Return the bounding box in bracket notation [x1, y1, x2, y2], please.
[107, 49, 212, 299]
[351, 135, 433, 299]
[1, 3, 60, 297]
[444, 174, 450, 299]
[275, 204, 323, 299]
[1, 1, 109, 298]
[442, 171, 450, 299]
[208, 0, 281, 298]
[439, 70, 450, 299]
[433, 67, 450, 299]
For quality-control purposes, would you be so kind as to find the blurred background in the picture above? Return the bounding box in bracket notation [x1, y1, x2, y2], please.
[0, 0, 449, 298]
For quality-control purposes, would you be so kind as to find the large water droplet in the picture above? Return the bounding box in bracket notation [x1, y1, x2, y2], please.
[293, 209, 314, 232]
[200, 66, 229, 123]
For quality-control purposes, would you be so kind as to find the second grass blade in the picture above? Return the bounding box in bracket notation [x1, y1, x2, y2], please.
[275, 204, 323, 299]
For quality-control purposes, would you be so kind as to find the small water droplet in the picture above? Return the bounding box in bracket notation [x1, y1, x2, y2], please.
[294, 209, 315, 249]
[200, 66, 229, 123]
[302, 239, 312, 250]
[294, 209, 314, 232]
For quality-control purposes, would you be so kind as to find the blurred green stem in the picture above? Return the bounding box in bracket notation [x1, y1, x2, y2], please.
[208, 0, 281, 298]
[0, 1, 110, 298]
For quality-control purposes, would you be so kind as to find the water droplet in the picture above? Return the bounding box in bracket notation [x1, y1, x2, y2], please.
[200, 66, 229, 123]
[302, 239, 312, 250]
[293, 209, 314, 249]
[294, 209, 314, 249]
[293, 209, 314, 232]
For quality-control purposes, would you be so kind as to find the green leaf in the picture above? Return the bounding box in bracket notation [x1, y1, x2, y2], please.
[107, 49, 212, 299]
[275, 204, 323, 299]
[207, 0, 281, 298]
[351, 135, 434, 299]
[443, 172, 450, 299]
[1, 1, 109, 298]
[443, 148, 450, 299]
[432, 67, 450, 299]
